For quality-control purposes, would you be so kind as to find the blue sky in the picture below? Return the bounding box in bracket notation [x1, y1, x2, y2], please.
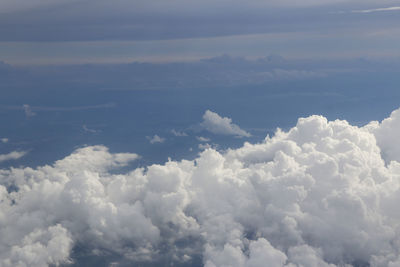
[2, 1, 400, 267]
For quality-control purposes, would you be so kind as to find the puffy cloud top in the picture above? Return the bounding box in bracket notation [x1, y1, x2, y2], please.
[3, 109, 400, 266]
[201, 110, 251, 137]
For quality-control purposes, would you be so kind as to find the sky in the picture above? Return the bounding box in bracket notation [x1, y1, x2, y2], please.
[2, 0, 400, 266]
[0, 0, 400, 64]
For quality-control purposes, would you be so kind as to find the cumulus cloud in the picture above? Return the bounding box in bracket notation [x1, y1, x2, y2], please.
[365, 108, 400, 163]
[201, 110, 251, 137]
[0, 150, 27, 162]
[1, 138, 8, 143]
[147, 134, 166, 144]
[5, 109, 400, 265]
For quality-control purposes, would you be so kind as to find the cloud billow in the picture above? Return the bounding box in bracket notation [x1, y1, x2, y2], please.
[201, 110, 251, 137]
[3, 109, 400, 266]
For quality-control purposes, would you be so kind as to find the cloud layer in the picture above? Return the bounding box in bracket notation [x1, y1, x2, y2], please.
[3, 109, 400, 266]
[2, 0, 400, 65]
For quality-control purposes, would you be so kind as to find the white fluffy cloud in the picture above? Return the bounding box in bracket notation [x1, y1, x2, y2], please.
[4, 109, 400, 265]
[201, 110, 251, 137]
[365, 108, 400, 163]
[0, 151, 27, 162]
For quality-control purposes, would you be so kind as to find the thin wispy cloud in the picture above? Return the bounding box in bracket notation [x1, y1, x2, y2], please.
[171, 129, 188, 137]
[82, 125, 100, 134]
[352, 6, 400, 13]
[196, 136, 210, 142]
[0, 103, 116, 113]
[32, 103, 116, 111]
